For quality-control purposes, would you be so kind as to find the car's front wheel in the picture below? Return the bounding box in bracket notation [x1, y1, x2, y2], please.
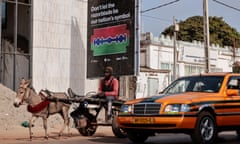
[191, 111, 217, 144]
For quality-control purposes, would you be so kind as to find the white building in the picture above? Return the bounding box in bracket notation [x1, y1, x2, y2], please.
[136, 32, 240, 98]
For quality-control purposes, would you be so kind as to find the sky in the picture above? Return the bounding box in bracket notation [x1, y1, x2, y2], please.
[141, 0, 240, 36]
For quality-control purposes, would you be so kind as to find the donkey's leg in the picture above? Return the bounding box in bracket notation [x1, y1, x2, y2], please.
[31, 116, 38, 126]
[67, 117, 71, 136]
[66, 107, 71, 136]
[58, 112, 65, 137]
[59, 107, 70, 136]
[29, 116, 35, 140]
[42, 117, 48, 139]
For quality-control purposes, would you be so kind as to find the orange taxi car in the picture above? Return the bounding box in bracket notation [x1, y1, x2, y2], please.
[117, 73, 240, 144]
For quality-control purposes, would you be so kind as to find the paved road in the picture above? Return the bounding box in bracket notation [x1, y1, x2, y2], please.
[2, 127, 240, 144]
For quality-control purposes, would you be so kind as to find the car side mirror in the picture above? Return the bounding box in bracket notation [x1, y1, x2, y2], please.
[226, 89, 239, 96]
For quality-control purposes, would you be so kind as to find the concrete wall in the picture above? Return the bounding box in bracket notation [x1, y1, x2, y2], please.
[135, 72, 169, 98]
[32, 0, 98, 94]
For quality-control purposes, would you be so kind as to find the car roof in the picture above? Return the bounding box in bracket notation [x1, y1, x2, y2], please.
[183, 72, 240, 77]
[199, 72, 229, 76]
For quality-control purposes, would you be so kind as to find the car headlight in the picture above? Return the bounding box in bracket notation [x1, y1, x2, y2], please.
[164, 104, 190, 113]
[120, 104, 133, 114]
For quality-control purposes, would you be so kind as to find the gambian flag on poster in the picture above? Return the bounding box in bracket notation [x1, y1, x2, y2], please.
[90, 24, 130, 56]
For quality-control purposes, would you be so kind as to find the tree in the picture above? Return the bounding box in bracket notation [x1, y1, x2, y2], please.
[161, 16, 240, 48]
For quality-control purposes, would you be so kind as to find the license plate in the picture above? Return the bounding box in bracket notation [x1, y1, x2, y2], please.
[134, 117, 153, 124]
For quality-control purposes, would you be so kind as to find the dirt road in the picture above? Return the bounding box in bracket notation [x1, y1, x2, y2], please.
[0, 125, 115, 144]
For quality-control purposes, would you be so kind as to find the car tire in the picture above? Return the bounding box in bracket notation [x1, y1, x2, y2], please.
[112, 116, 127, 138]
[127, 132, 149, 143]
[191, 111, 217, 144]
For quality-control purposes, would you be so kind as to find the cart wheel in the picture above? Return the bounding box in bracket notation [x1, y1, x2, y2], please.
[77, 117, 97, 136]
[112, 116, 127, 138]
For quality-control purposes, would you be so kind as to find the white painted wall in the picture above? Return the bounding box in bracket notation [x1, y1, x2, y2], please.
[32, 0, 98, 94]
[135, 72, 169, 98]
[217, 53, 232, 72]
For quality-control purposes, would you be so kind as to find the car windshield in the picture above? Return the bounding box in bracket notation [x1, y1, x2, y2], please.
[163, 76, 224, 94]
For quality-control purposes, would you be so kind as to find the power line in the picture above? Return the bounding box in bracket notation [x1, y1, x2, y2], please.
[142, 15, 172, 22]
[141, 0, 180, 13]
[212, 0, 240, 12]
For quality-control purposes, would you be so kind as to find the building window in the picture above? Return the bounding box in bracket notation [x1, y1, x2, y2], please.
[184, 64, 205, 75]
[161, 62, 179, 82]
[161, 63, 170, 70]
[0, 0, 32, 90]
[211, 67, 222, 72]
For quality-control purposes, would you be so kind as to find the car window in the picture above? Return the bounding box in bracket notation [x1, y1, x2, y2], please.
[165, 80, 190, 94]
[193, 81, 205, 91]
[227, 77, 240, 89]
[163, 76, 224, 94]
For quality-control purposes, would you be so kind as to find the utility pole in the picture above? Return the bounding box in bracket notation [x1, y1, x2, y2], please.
[233, 38, 236, 62]
[173, 16, 179, 81]
[203, 0, 210, 73]
[14, 0, 18, 90]
[0, 1, 2, 82]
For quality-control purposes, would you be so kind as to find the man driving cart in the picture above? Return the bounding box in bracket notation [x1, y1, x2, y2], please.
[97, 66, 119, 121]
[69, 66, 125, 137]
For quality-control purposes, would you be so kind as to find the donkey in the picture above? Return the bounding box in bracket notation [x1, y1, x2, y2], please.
[13, 79, 71, 140]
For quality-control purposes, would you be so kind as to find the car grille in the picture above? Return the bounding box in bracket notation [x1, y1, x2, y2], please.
[133, 103, 161, 115]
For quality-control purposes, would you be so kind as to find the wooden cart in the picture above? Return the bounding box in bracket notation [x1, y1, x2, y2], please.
[46, 88, 126, 138]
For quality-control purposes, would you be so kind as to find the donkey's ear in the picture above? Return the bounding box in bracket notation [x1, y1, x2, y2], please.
[21, 78, 26, 84]
[23, 79, 31, 88]
[25, 79, 31, 85]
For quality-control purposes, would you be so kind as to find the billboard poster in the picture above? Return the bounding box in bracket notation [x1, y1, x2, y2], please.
[87, 0, 136, 78]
